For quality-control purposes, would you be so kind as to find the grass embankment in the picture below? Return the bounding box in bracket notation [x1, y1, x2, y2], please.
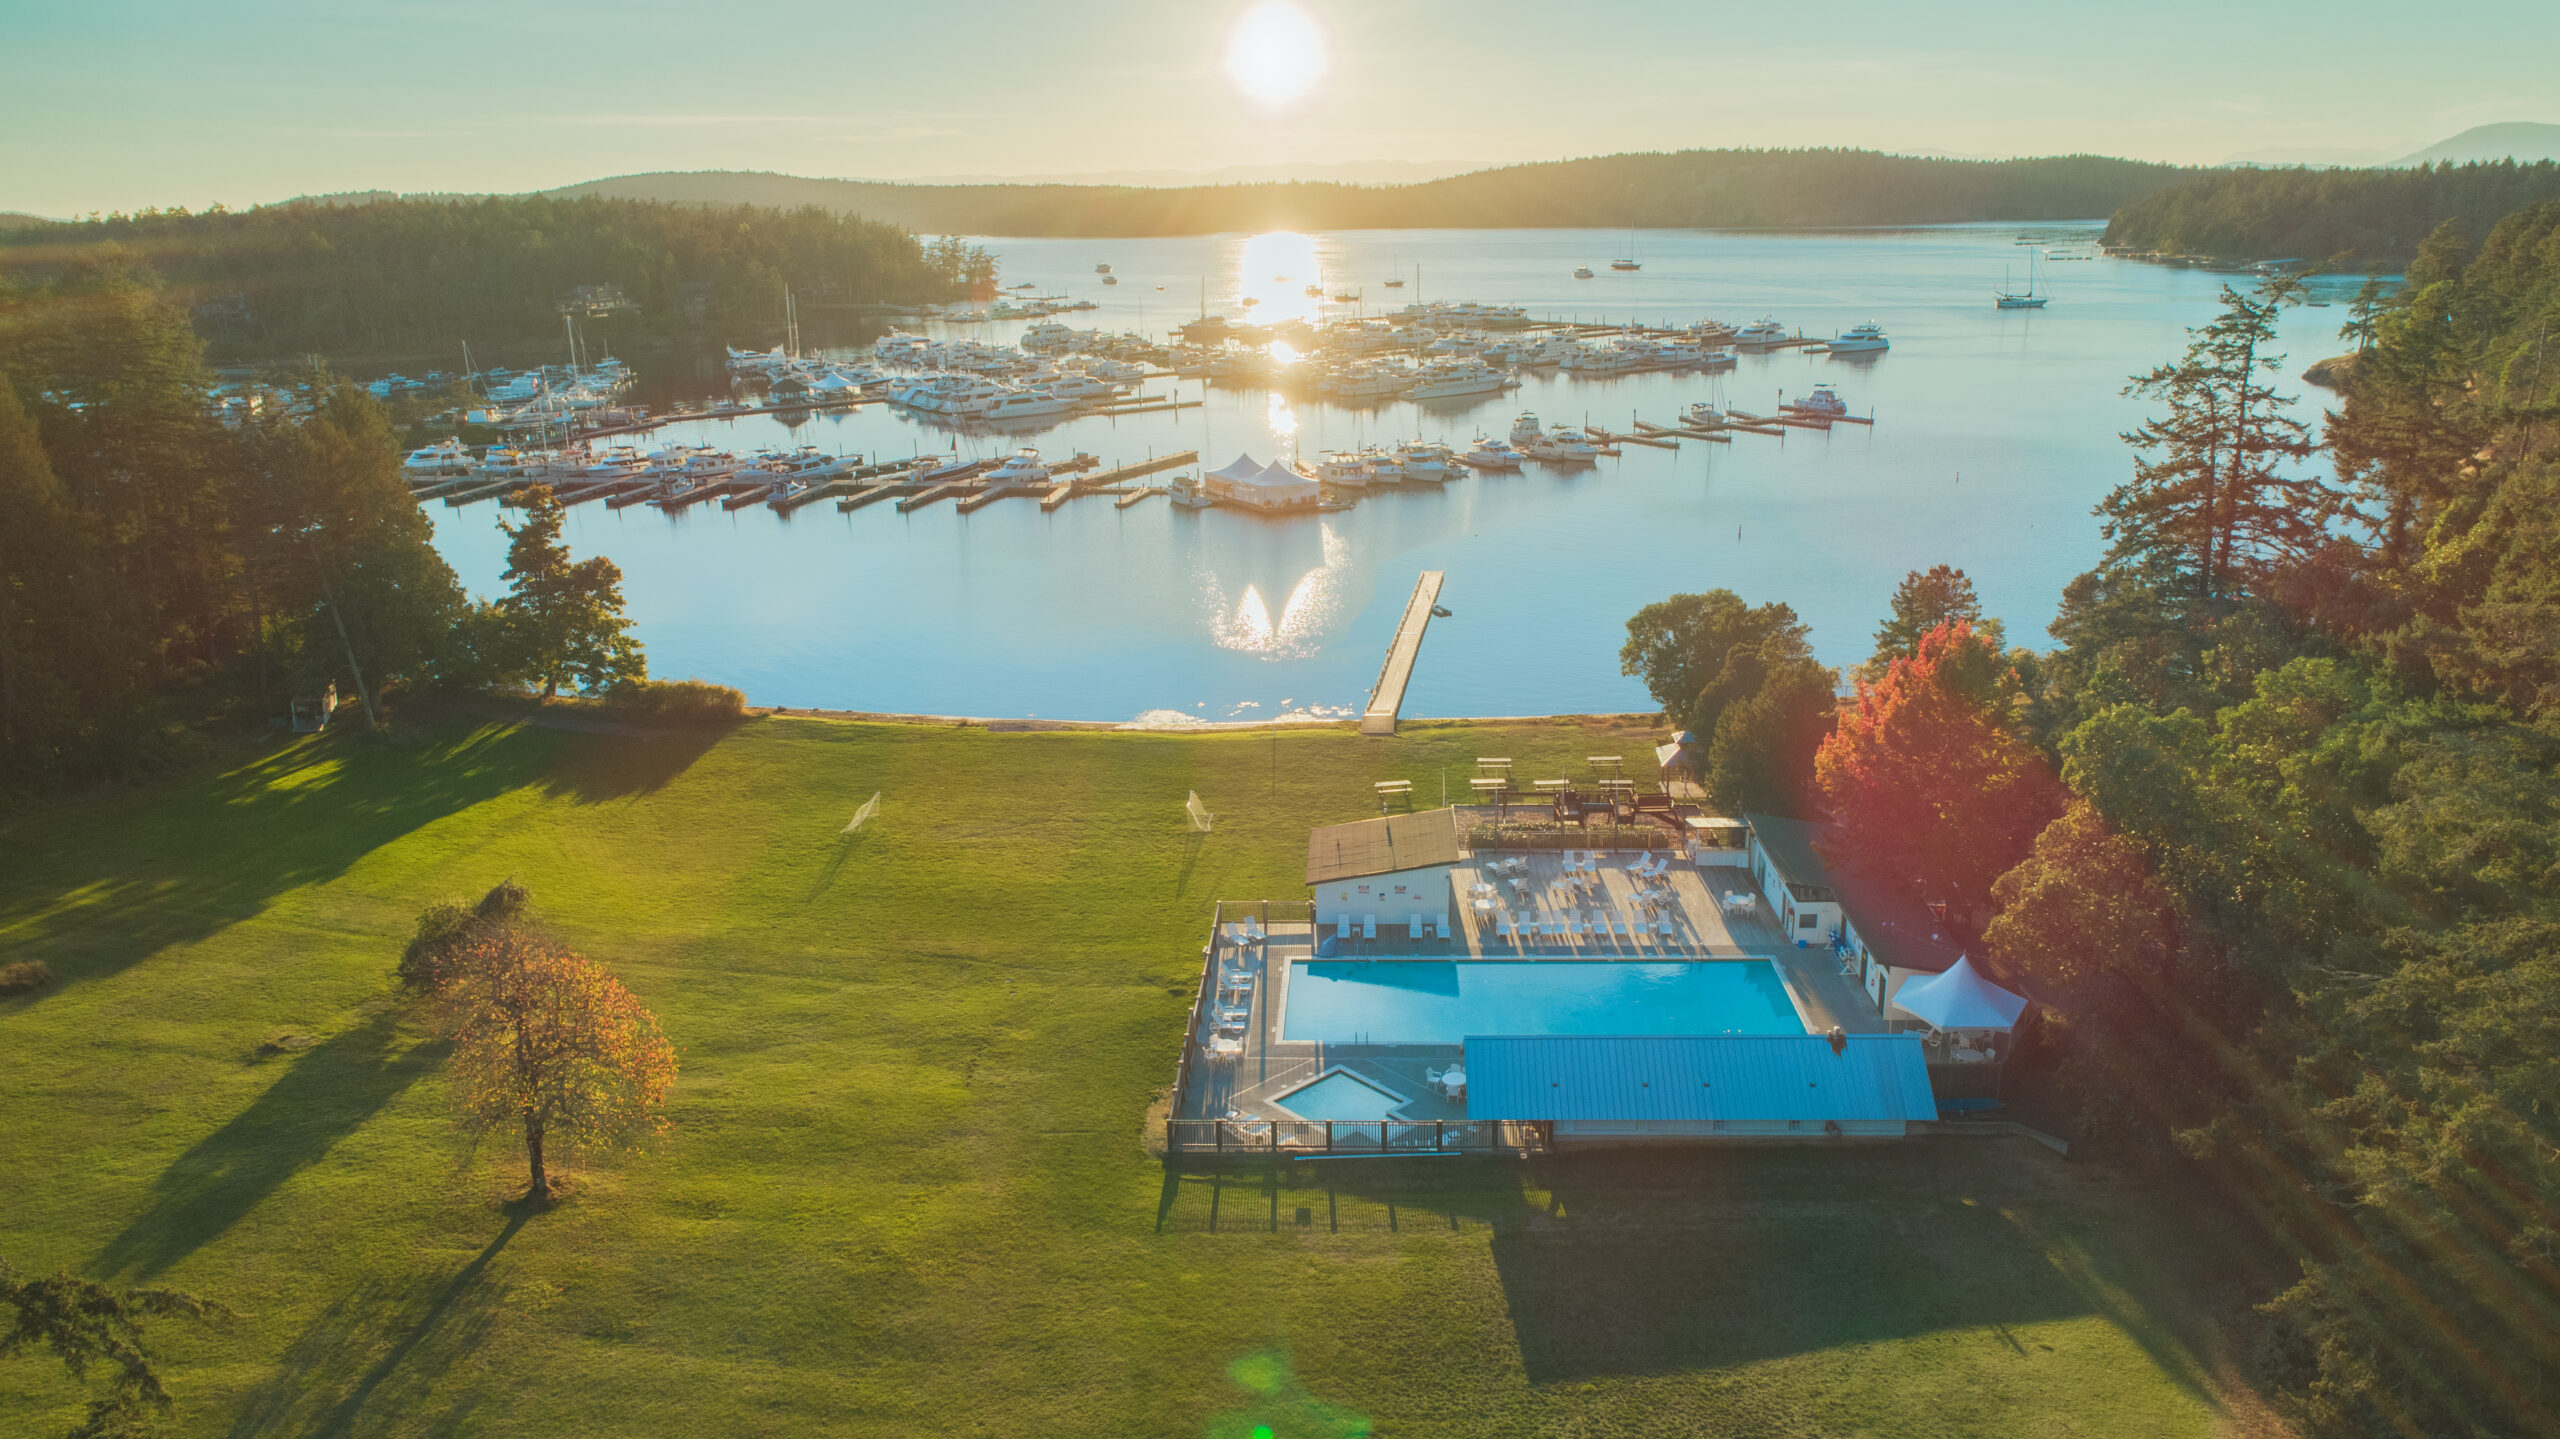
[1, 714, 2280, 1437]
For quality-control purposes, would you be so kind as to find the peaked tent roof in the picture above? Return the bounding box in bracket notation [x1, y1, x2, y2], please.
[1888, 955, 2028, 1030]
[1465, 1034, 1938, 1123]
[1208, 452, 1268, 483]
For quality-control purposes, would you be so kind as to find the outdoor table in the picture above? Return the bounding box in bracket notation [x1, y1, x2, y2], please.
[1441, 1067, 1466, 1097]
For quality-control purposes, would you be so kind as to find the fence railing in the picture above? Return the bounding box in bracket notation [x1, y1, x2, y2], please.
[1164, 1117, 1524, 1156]
[1169, 901, 1323, 1122]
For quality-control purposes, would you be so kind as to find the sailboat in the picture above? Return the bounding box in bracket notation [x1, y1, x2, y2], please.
[1610, 232, 1642, 271]
[1996, 256, 2048, 309]
[1383, 256, 1406, 288]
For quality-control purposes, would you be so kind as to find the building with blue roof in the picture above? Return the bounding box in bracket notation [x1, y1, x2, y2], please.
[1464, 1033, 1939, 1141]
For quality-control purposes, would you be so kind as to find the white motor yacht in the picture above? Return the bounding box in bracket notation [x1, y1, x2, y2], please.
[1464, 438, 1524, 470]
[1573, 267, 1596, 279]
[1314, 451, 1373, 488]
[1509, 412, 1545, 447]
[1528, 427, 1606, 463]
[1782, 384, 1851, 420]
[1684, 401, 1731, 428]
[1732, 319, 1790, 349]
[1393, 441, 1458, 481]
[402, 439, 476, 479]
[987, 448, 1051, 485]
[1360, 447, 1406, 484]
[982, 387, 1079, 423]
[1827, 322, 1889, 353]
[1408, 360, 1511, 400]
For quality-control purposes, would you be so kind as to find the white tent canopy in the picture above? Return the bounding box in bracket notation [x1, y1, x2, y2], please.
[1204, 452, 1317, 509]
[1889, 955, 2028, 1031]
[1207, 452, 1269, 483]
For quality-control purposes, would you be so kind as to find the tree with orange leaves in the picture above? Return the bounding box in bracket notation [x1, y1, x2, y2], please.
[1814, 620, 2062, 915]
[434, 932, 675, 1203]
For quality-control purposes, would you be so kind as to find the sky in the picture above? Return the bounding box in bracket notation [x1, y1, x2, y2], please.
[5, 0, 2556, 217]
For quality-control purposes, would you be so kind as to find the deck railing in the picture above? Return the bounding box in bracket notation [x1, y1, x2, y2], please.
[1164, 1117, 1528, 1156]
[1168, 901, 1322, 1123]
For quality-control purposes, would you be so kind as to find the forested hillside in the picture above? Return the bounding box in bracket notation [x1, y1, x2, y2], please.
[1947, 203, 2560, 1434]
[0, 196, 975, 364]
[551, 149, 2191, 236]
[2102, 158, 2560, 264]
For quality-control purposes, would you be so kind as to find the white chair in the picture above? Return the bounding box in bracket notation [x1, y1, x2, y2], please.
[1409, 914, 1424, 941]
[1362, 914, 1378, 941]
[1335, 914, 1351, 943]
[1496, 918, 1514, 940]
[1432, 915, 1450, 941]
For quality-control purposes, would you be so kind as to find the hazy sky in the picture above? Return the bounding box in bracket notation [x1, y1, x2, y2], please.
[6, 0, 2555, 216]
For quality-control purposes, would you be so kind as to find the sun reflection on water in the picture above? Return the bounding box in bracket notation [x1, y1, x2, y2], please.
[1204, 523, 1349, 658]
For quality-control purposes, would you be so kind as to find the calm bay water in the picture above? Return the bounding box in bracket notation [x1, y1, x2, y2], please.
[426, 225, 2362, 722]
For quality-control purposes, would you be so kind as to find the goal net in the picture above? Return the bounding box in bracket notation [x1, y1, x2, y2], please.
[843, 792, 881, 834]
[1185, 791, 1214, 834]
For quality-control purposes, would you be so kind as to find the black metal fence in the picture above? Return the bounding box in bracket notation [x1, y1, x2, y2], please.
[1163, 1117, 1527, 1156]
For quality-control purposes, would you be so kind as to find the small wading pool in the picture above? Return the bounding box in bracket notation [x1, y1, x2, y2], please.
[1276, 1069, 1407, 1122]
[1282, 960, 1804, 1046]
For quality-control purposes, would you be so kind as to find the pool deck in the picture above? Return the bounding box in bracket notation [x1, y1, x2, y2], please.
[1180, 851, 1888, 1125]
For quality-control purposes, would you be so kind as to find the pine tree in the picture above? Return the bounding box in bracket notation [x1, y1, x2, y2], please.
[1869, 564, 1997, 669]
[497, 486, 644, 699]
[2103, 281, 2329, 607]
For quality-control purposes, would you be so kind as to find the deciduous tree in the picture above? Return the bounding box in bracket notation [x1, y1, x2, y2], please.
[1815, 621, 2063, 913]
[434, 932, 674, 1203]
[1618, 589, 1810, 736]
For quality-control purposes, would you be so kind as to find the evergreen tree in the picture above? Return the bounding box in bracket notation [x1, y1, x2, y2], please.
[2103, 281, 2329, 607]
[497, 486, 643, 698]
[1869, 564, 1998, 670]
[2339, 276, 2390, 353]
[0, 379, 120, 779]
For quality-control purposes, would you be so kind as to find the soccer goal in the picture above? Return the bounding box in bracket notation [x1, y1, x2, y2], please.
[843, 792, 882, 834]
[1184, 791, 1214, 834]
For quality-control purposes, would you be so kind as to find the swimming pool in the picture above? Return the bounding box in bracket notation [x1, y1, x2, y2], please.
[1281, 961, 1805, 1046]
[1275, 1069, 1409, 1122]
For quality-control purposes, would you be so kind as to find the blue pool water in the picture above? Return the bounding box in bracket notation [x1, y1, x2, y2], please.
[1282, 961, 1804, 1046]
[1276, 1070, 1409, 1122]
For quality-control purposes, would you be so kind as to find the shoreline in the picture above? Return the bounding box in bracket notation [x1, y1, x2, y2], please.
[756, 705, 1658, 732]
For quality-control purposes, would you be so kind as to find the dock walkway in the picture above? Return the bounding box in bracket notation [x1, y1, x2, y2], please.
[1359, 571, 1445, 736]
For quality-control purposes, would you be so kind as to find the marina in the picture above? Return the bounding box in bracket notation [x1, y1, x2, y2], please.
[419, 224, 2366, 721]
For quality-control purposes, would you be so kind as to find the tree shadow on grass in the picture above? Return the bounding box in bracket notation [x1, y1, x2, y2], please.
[1158, 1147, 2233, 1398]
[0, 721, 552, 998]
[1487, 1148, 2221, 1389]
[534, 727, 728, 805]
[222, 1212, 524, 1439]
[95, 1010, 443, 1280]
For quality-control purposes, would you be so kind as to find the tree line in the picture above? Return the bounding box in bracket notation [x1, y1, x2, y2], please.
[0, 194, 981, 365]
[1623, 200, 2560, 1436]
[551, 149, 2195, 238]
[2102, 158, 2560, 266]
[0, 263, 687, 793]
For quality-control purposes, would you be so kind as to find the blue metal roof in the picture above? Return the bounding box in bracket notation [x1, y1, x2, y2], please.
[1463, 1034, 1938, 1123]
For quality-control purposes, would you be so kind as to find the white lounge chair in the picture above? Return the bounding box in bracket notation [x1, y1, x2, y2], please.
[1432, 914, 1450, 941]
[1336, 914, 1352, 943]
[1409, 914, 1424, 941]
[1496, 918, 1513, 940]
[1362, 914, 1378, 941]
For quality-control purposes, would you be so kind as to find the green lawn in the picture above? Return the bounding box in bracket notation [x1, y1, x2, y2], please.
[2, 714, 2274, 1437]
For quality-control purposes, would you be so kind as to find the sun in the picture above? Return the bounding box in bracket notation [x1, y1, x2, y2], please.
[1225, 3, 1328, 108]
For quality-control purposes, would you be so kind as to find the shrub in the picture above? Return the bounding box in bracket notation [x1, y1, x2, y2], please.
[398, 879, 530, 993]
[595, 678, 747, 726]
[0, 960, 53, 995]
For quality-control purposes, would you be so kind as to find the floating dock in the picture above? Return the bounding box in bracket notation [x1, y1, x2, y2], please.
[1360, 570, 1446, 737]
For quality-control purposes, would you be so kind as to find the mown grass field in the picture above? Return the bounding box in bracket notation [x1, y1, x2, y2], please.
[1, 713, 2281, 1437]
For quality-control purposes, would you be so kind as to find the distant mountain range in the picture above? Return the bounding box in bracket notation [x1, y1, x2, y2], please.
[538, 150, 2191, 237]
[2223, 122, 2560, 170]
[2390, 122, 2560, 166]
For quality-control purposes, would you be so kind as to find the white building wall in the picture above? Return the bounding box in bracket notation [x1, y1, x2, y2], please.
[1313, 864, 1455, 934]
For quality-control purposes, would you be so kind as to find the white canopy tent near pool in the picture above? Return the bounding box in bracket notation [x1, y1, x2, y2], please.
[1888, 955, 2028, 1032]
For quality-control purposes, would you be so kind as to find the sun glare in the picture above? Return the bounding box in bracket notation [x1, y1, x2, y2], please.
[1225, 3, 1327, 107]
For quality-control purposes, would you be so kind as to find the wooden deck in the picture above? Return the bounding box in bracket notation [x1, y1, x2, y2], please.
[1359, 570, 1445, 736]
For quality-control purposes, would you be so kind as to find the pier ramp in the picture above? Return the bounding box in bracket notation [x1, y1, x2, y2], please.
[1360, 571, 1445, 736]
